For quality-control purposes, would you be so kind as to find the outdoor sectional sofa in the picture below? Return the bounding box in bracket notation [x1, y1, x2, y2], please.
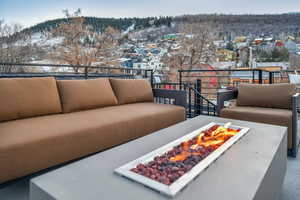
[217, 83, 299, 157]
[0, 77, 186, 184]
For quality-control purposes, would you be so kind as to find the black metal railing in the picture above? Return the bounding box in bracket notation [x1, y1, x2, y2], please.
[153, 80, 217, 118]
[269, 70, 300, 84]
[178, 69, 276, 102]
[0, 63, 153, 82]
[184, 82, 217, 117]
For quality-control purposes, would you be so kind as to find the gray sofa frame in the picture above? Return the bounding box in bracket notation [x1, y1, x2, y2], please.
[153, 89, 187, 108]
[217, 89, 300, 157]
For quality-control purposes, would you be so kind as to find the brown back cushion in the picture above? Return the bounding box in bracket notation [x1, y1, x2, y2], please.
[57, 78, 118, 113]
[109, 79, 154, 105]
[236, 83, 296, 109]
[0, 77, 62, 122]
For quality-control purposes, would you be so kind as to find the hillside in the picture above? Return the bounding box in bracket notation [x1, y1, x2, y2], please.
[16, 13, 300, 41]
[175, 14, 300, 38]
[3, 13, 300, 46]
[21, 16, 173, 34]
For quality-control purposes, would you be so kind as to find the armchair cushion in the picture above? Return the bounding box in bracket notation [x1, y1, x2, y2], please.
[220, 106, 293, 148]
[236, 83, 296, 109]
[57, 78, 118, 113]
[110, 79, 154, 105]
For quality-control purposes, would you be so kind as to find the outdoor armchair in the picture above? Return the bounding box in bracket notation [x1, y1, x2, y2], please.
[217, 83, 299, 157]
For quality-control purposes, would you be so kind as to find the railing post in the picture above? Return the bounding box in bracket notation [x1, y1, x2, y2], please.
[269, 71, 273, 84]
[258, 70, 263, 84]
[179, 70, 182, 90]
[195, 79, 202, 115]
[193, 83, 197, 116]
[84, 66, 88, 79]
[188, 86, 192, 118]
[150, 70, 154, 88]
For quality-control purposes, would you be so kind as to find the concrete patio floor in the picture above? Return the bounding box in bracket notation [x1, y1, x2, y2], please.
[280, 156, 300, 200]
[0, 154, 299, 200]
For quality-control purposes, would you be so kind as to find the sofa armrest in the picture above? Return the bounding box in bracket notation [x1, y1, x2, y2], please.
[217, 89, 238, 115]
[291, 93, 300, 156]
[153, 89, 187, 108]
[292, 93, 300, 117]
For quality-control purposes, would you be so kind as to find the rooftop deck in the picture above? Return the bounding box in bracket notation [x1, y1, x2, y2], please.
[0, 63, 299, 199]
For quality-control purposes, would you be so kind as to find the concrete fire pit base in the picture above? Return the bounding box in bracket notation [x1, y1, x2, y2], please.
[30, 116, 287, 200]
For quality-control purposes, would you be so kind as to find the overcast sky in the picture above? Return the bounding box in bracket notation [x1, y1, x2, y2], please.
[1, 0, 300, 28]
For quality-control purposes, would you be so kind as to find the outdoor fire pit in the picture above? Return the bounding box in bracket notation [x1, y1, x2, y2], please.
[115, 122, 249, 197]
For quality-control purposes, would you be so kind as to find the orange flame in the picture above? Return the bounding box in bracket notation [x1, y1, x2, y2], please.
[169, 125, 239, 162]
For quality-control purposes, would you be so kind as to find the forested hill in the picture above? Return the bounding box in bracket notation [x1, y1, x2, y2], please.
[175, 14, 300, 38]
[20, 16, 173, 34]
[176, 13, 300, 24]
[6, 13, 300, 43]
[22, 13, 300, 36]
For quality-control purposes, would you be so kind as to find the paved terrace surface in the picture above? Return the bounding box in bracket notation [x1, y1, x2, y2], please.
[0, 133, 299, 200]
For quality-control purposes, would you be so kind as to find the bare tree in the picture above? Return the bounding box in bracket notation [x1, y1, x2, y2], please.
[290, 53, 300, 70]
[0, 20, 31, 72]
[62, 8, 81, 18]
[178, 22, 217, 69]
[48, 10, 121, 73]
[163, 22, 217, 81]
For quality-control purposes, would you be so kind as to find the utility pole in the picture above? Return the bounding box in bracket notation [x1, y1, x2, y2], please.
[248, 47, 253, 68]
[235, 48, 239, 68]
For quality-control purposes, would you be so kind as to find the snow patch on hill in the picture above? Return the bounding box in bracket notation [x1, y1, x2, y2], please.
[13, 32, 64, 47]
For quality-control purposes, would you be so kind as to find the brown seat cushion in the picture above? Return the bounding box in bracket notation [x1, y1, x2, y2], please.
[57, 78, 118, 113]
[0, 102, 185, 183]
[0, 77, 62, 122]
[109, 79, 154, 104]
[236, 83, 296, 109]
[220, 106, 292, 148]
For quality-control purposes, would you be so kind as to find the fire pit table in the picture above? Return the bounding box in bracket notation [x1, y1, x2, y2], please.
[30, 116, 287, 200]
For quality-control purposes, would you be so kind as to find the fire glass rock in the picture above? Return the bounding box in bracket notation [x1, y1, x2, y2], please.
[130, 125, 239, 185]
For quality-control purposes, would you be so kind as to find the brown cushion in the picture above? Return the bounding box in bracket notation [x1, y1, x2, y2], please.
[220, 106, 293, 148]
[0, 102, 185, 183]
[0, 77, 62, 122]
[109, 79, 154, 104]
[57, 78, 118, 113]
[236, 83, 296, 109]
